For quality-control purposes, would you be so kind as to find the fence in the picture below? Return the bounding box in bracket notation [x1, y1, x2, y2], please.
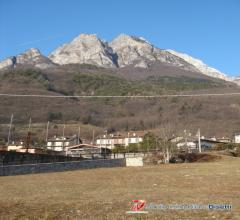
[68, 150, 165, 159]
[0, 158, 126, 176]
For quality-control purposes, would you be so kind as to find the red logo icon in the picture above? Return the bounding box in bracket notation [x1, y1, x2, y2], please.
[131, 200, 146, 211]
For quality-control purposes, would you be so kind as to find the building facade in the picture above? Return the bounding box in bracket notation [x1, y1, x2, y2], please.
[96, 132, 144, 149]
[47, 135, 82, 151]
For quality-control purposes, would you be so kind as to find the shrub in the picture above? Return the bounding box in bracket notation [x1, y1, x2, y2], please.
[47, 112, 62, 122]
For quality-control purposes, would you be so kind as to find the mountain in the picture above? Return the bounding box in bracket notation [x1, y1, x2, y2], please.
[0, 48, 56, 70]
[0, 33, 236, 84]
[109, 34, 198, 71]
[166, 49, 231, 82]
[48, 33, 199, 72]
[49, 34, 117, 68]
[47, 33, 236, 83]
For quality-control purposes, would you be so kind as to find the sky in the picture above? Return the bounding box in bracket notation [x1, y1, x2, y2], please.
[0, 0, 239, 76]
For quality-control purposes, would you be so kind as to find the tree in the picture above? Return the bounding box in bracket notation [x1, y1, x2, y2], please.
[157, 124, 178, 163]
[47, 112, 62, 122]
[140, 132, 158, 151]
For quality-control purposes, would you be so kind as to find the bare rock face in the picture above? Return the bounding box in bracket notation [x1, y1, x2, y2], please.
[48, 33, 198, 71]
[109, 34, 156, 67]
[166, 49, 232, 81]
[0, 58, 14, 70]
[17, 48, 56, 69]
[49, 34, 117, 68]
[109, 34, 198, 72]
[0, 48, 56, 71]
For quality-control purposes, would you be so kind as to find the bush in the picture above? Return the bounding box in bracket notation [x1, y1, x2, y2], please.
[47, 112, 62, 122]
[112, 145, 126, 153]
[214, 143, 240, 151]
[0, 138, 6, 146]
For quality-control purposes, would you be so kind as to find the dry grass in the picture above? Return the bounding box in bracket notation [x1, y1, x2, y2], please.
[0, 155, 239, 220]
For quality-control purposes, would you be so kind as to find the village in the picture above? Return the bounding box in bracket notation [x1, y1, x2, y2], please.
[1, 118, 240, 160]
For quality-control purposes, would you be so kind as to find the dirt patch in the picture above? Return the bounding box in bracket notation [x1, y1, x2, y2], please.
[177, 153, 221, 163]
[143, 153, 165, 165]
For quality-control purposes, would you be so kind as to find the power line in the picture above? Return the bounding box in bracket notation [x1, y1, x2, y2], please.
[1, 92, 240, 98]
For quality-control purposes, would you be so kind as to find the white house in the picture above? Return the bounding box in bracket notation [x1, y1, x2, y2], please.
[7, 141, 24, 151]
[177, 141, 197, 149]
[66, 144, 102, 158]
[47, 135, 81, 151]
[234, 134, 240, 143]
[96, 132, 144, 149]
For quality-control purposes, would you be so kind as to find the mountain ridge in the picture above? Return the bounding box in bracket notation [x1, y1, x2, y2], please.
[0, 33, 237, 84]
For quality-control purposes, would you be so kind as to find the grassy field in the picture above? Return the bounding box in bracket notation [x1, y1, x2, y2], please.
[0, 155, 239, 220]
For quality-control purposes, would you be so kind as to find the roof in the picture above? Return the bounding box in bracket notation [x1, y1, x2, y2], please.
[66, 144, 97, 150]
[97, 131, 146, 139]
[47, 136, 81, 142]
[199, 139, 222, 144]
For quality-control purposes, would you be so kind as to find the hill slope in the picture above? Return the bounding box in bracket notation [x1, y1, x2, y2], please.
[0, 65, 240, 140]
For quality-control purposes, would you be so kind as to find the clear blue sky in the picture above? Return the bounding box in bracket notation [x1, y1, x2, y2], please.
[0, 0, 239, 76]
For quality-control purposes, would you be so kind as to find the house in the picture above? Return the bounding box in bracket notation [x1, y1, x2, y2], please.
[169, 136, 184, 143]
[66, 144, 105, 158]
[7, 141, 25, 151]
[95, 134, 124, 149]
[95, 131, 144, 149]
[197, 138, 222, 150]
[217, 137, 231, 143]
[169, 136, 197, 150]
[234, 134, 240, 143]
[177, 141, 197, 149]
[17, 147, 46, 154]
[47, 135, 82, 151]
[124, 131, 144, 146]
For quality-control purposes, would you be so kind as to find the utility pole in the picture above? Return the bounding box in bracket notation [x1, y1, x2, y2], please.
[198, 128, 201, 153]
[147, 135, 149, 152]
[62, 124, 65, 149]
[105, 130, 107, 158]
[62, 124, 65, 138]
[45, 121, 49, 143]
[77, 126, 81, 145]
[137, 135, 140, 153]
[92, 129, 95, 145]
[7, 114, 13, 146]
[26, 117, 32, 153]
[28, 117, 32, 132]
[127, 132, 130, 153]
[166, 147, 169, 163]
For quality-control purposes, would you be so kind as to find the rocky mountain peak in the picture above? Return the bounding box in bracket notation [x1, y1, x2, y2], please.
[49, 33, 117, 68]
[110, 34, 150, 48]
[109, 34, 156, 68]
[72, 33, 100, 43]
[17, 48, 42, 63]
[22, 48, 41, 57]
[0, 48, 55, 71]
[109, 34, 197, 70]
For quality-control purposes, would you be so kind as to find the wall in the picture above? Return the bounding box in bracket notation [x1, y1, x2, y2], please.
[0, 158, 126, 176]
[0, 151, 81, 166]
[126, 157, 143, 167]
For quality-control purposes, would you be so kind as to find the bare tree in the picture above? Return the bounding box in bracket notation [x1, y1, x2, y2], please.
[157, 123, 178, 163]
